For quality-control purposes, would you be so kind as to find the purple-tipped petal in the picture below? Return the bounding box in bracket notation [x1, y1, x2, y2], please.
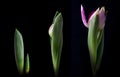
[98, 7, 106, 29]
[81, 5, 88, 28]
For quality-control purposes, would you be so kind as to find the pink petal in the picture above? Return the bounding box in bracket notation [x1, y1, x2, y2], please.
[81, 5, 88, 28]
[98, 7, 106, 29]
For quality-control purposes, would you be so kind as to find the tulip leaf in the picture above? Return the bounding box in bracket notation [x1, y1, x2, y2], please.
[97, 29, 103, 48]
[88, 15, 99, 76]
[96, 30, 104, 71]
[14, 29, 24, 74]
[88, 15, 98, 64]
[25, 53, 30, 74]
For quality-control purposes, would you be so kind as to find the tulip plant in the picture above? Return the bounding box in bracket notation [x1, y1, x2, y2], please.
[48, 11, 63, 77]
[14, 29, 30, 75]
[81, 5, 106, 76]
[13, 5, 106, 77]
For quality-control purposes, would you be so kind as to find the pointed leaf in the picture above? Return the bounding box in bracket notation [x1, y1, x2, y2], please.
[25, 53, 30, 74]
[88, 14, 99, 75]
[14, 29, 24, 74]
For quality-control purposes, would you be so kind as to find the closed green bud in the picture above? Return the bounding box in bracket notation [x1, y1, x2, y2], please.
[48, 11, 63, 76]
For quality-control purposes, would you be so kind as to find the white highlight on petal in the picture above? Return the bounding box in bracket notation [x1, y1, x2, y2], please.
[81, 5, 88, 28]
[48, 24, 54, 37]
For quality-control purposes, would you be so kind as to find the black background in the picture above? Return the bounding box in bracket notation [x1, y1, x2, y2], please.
[0, 0, 119, 77]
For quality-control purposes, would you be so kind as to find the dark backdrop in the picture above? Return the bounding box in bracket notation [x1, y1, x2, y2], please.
[71, 0, 120, 77]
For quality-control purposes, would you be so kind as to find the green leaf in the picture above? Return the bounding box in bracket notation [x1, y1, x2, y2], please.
[49, 12, 63, 76]
[25, 53, 30, 74]
[88, 14, 99, 76]
[97, 29, 103, 49]
[96, 30, 104, 71]
[14, 29, 24, 74]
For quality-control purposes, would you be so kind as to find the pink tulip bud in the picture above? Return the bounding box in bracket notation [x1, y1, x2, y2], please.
[81, 5, 106, 29]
